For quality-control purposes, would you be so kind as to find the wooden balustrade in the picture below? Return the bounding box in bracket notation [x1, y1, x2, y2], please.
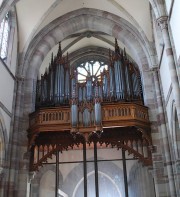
[102, 103, 149, 128]
[28, 102, 150, 146]
[28, 107, 71, 133]
[102, 103, 148, 121]
[28, 103, 152, 169]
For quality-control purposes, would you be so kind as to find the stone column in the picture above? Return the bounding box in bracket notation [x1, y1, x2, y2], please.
[4, 76, 28, 197]
[157, 16, 180, 126]
[152, 68, 177, 196]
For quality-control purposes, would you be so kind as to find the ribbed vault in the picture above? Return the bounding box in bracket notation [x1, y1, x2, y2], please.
[0, 0, 166, 24]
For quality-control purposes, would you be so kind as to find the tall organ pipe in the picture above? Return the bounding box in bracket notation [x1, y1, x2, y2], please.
[71, 70, 78, 129]
[94, 81, 102, 128]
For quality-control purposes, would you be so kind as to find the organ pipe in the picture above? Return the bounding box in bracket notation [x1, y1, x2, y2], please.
[71, 69, 78, 128]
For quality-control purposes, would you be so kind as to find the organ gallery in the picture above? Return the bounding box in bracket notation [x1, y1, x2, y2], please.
[28, 39, 152, 197]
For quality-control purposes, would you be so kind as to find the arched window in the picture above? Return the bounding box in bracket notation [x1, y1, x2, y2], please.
[77, 60, 108, 82]
[0, 13, 10, 60]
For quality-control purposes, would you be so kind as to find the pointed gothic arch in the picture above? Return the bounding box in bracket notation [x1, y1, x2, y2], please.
[31, 164, 63, 197]
[17, 8, 157, 118]
[171, 100, 180, 158]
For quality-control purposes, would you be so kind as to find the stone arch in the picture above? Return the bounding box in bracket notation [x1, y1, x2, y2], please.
[69, 46, 110, 67]
[171, 100, 180, 158]
[19, 8, 157, 115]
[62, 159, 124, 197]
[21, 8, 155, 76]
[68, 46, 139, 68]
[72, 171, 123, 197]
[31, 164, 63, 197]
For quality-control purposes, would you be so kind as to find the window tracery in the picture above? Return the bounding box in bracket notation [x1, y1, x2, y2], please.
[77, 61, 108, 82]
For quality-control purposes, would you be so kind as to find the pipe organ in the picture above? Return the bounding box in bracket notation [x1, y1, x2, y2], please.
[35, 39, 143, 129]
[28, 39, 152, 197]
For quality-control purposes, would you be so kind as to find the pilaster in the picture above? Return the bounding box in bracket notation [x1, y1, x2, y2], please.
[157, 16, 180, 127]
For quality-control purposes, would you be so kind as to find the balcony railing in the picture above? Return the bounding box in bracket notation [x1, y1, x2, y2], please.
[28, 102, 152, 169]
[28, 102, 150, 143]
[102, 103, 149, 128]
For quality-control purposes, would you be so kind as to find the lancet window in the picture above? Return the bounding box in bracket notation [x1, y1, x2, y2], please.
[0, 13, 10, 60]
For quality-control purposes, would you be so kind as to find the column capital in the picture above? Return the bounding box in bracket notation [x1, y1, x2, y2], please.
[149, 66, 159, 72]
[157, 16, 168, 30]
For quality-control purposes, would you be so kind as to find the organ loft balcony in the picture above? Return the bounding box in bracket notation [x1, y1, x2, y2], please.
[28, 102, 150, 143]
[28, 40, 152, 171]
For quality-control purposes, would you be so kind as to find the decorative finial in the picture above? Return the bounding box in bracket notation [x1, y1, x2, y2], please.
[124, 48, 127, 60]
[51, 53, 54, 65]
[115, 38, 120, 54]
[57, 42, 62, 57]
[45, 67, 48, 76]
[66, 52, 69, 63]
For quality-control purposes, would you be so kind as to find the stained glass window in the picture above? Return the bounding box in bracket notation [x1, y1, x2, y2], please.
[0, 13, 10, 59]
[77, 60, 108, 82]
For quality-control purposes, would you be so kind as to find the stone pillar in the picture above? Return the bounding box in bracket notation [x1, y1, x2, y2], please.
[157, 16, 180, 127]
[152, 68, 177, 196]
[5, 76, 31, 197]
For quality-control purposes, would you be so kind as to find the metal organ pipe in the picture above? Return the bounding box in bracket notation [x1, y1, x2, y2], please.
[94, 82, 102, 128]
[109, 66, 115, 98]
[65, 69, 70, 101]
[86, 77, 92, 101]
[71, 70, 78, 129]
[94, 101, 101, 127]
[54, 62, 65, 103]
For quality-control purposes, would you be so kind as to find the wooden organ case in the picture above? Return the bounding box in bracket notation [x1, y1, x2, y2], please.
[28, 39, 152, 197]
